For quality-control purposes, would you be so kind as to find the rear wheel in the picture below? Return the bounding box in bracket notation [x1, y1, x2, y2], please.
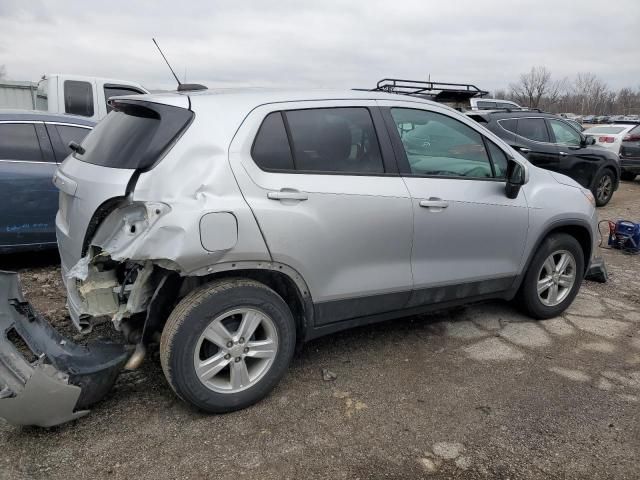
[620, 171, 637, 182]
[517, 233, 584, 319]
[160, 279, 296, 413]
[593, 170, 615, 206]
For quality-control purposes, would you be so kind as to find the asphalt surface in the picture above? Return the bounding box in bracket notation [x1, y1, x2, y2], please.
[1, 180, 639, 479]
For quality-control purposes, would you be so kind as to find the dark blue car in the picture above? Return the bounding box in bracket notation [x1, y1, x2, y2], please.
[0, 111, 94, 253]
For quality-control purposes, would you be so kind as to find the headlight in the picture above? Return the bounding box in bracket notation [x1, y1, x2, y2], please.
[581, 189, 596, 207]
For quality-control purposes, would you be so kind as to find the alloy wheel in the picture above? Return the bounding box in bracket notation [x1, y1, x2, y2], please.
[193, 308, 279, 393]
[536, 250, 577, 307]
[596, 174, 613, 204]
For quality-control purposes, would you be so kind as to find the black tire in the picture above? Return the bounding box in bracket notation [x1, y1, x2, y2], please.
[160, 278, 296, 413]
[516, 233, 584, 319]
[592, 169, 615, 207]
[620, 171, 637, 182]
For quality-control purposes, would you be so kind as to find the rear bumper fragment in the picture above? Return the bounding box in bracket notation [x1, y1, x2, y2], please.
[585, 256, 608, 283]
[0, 271, 129, 427]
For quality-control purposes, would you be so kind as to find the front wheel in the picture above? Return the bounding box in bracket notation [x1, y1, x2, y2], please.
[517, 233, 584, 319]
[593, 170, 615, 206]
[160, 279, 296, 413]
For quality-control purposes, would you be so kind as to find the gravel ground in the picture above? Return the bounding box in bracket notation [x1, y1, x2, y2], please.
[1, 180, 639, 480]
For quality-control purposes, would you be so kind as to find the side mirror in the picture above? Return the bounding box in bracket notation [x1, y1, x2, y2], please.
[505, 159, 525, 199]
[580, 136, 595, 147]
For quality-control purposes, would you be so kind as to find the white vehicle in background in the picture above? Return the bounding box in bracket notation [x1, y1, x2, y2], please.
[583, 124, 637, 154]
[469, 97, 523, 110]
[35, 74, 149, 121]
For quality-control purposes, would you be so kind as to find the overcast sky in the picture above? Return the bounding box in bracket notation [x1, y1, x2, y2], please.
[1, 0, 639, 93]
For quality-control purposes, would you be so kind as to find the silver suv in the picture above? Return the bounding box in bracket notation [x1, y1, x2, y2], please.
[0, 89, 606, 426]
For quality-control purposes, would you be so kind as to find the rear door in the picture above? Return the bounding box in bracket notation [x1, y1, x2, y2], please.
[229, 101, 414, 326]
[380, 102, 528, 305]
[0, 121, 58, 249]
[504, 117, 559, 171]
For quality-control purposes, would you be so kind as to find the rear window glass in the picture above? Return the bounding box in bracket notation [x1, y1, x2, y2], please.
[584, 127, 626, 135]
[74, 100, 193, 170]
[64, 80, 94, 117]
[498, 119, 518, 134]
[0, 123, 43, 161]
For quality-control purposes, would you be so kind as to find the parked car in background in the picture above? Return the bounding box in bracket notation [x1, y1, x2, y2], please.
[595, 115, 610, 124]
[622, 115, 640, 122]
[609, 115, 625, 123]
[583, 124, 636, 154]
[34, 74, 148, 122]
[467, 110, 620, 206]
[620, 123, 640, 181]
[469, 97, 523, 110]
[582, 115, 596, 124]
[0, 89, 606, 427]
[0, 110, 94, 253]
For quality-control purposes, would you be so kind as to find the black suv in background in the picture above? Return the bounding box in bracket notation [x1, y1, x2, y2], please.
[467, 111, 620, 206]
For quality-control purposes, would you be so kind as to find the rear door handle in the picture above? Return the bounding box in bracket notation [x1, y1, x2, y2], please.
[419, 198, 449, 209]
[518, 147, 531, 154]
[267, 189, 308, 201]
[559, 151, 568, 156]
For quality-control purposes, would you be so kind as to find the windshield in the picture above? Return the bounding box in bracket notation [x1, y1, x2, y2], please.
[74, 100, 193, 170]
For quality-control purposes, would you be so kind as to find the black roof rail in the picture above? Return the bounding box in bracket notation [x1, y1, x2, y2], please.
[372, 78, 489, 103]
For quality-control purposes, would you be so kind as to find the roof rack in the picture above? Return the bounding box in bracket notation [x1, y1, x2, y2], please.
[372, 78, 489, 103]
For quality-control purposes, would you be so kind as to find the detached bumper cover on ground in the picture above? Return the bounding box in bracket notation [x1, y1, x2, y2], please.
[586, 256, 608, 283]
[0, 271, 129, 427]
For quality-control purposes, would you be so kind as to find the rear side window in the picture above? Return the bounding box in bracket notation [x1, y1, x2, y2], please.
[64, 80, 94, 117]
[252, 107, 384, 174]
[284, 108, 384, 174]
[0, 123, 43, 161]
[104, 85, 145, 113]
[74, 100, 194, 170]
[516, 118, 550, 142]
[477, 101, 497, 109]
[252, 112, 294, 170]
[56, 125, 91, 156]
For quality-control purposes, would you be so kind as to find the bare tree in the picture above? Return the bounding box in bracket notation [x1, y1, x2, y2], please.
[509, 66, 565, 108]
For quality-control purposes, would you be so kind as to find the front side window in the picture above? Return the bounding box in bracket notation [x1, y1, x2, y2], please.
[516, 118, 549, 143]
[548, 119, 581, 146]
[390, 108, 494, 179]
[64, 80, 94, 117]
[0, 123, 43, 161]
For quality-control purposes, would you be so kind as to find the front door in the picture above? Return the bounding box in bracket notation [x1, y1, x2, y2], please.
[229, 101, 414, 325]
[381, 104, 529, 307]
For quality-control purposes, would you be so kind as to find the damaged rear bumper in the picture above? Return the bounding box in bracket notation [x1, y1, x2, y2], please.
[0, 271, 129, 427]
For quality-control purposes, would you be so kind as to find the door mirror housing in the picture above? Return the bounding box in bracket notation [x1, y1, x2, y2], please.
[505, 159, 525, 199]
[581, 136, 596, 147]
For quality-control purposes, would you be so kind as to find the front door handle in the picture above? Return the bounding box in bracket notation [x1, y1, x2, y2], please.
[559, 151, 568, 157]
[518, 147, 531, 154]
[419, 198, 449, 209]
[267, 189, 308, 201]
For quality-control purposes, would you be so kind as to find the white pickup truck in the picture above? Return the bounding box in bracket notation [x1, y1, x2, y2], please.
[35, 73, 149, 121]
